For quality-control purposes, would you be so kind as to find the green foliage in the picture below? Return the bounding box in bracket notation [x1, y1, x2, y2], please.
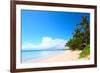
[67, 38, 83, 50]
[65, 16, 90, 50]
[79, 44, 90, 58]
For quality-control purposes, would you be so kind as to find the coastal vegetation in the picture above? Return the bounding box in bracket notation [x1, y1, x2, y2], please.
[79, 44, 90, 58]
[65, 16, 90, 58]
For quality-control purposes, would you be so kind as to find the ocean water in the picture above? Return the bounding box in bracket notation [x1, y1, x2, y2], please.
[22, 49, 65, 62]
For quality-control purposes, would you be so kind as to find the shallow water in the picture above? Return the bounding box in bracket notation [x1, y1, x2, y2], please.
[22, 49, 65, 62]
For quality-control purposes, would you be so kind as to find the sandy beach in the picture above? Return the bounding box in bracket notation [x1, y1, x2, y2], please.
[24, 50, 89, 63]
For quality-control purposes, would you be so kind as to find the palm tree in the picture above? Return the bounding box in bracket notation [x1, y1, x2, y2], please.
[65, 16, 90, 50]
[80, 16, 90, 44]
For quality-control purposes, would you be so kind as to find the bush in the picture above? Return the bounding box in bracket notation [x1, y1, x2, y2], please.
[79, 44, 90, 58]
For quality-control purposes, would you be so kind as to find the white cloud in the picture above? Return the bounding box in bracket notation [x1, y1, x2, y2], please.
[22, 37, 69, 50]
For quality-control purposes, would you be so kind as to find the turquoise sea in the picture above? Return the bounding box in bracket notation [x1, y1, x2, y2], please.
[22, 49, 65, 62]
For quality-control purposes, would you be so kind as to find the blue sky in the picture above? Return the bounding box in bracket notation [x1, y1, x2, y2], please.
[21, 9, 90, 49]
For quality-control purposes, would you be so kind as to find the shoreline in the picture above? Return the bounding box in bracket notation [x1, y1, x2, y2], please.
[23, 50, 90, 63]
